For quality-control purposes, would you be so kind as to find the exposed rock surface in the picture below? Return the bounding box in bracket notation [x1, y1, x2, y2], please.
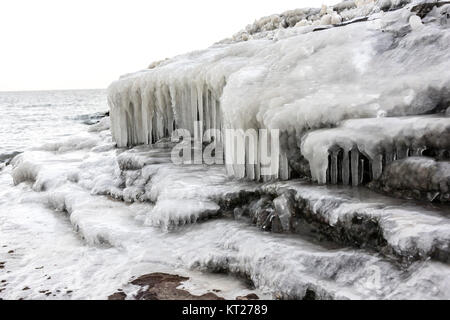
[108, 273, 225, 300]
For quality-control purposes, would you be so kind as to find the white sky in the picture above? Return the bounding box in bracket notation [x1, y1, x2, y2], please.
[0, 0, 337, 91]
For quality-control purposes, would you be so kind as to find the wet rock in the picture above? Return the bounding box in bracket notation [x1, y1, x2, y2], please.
[108, 292, 127, 300]
[129, 273, 224, 300]
[271, 216, 284, 233]
[302, 288, 316, 300]
[217, 190, 261, 213]
[273, 190, 297, 231]
[236, 293, 259, 300]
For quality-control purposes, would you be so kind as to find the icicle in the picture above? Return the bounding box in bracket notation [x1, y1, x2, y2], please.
[190, 85, 198, 135]
[118, 107, 128, 147]
[254, 130, 261, 182]
[197, 84, 204, 131]
[385, 150, 394, 165]
[245, 136, 255, 180]
[216, 99, 222, 143]
[279, 151, 289, 180]
[351, 147, 359, 186]
[147, 89, 155, 144]
[371, 153, 383, 180]
[203, 86, 211, 141]
[140, 91, 149, 144]
[330, 150, 338, 184]
[224, 128, 235, 178]
[342, 150, 350, 185]
[359, 158, 365, 184]
[193, 121, 203, 164]
[211, 94, 217, 132]
[396, 144, 408, 160]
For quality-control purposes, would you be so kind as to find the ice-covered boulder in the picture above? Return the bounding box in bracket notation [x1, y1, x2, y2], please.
[107, 0, 450, 196]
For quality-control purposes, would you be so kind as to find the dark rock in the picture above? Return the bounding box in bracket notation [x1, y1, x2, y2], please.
[302, 289, 316, 300]
[412, 1, 450, 19]
[313, 16, 369, 32]
[129, 272, 224, 300]
[236, 293, 259, 300]
[72, 111, 109, 125]
[0, 151, 22, 166]
[108, 292, 127, 300]
[271, 216, 284, 233]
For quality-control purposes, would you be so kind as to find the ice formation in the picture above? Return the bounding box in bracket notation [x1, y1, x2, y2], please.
[107, 0, 450, 200]
[3, 98, 450, 299]
[4, 128, 449, 298]
[3, 0, 450, 301]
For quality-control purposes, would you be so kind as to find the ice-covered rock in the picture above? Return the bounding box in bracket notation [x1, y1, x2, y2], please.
[369, 157, 450, 202]
[107, 0, 450, 196]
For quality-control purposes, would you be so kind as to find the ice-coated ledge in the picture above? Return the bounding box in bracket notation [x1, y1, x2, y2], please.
[107, 0, 450, 189]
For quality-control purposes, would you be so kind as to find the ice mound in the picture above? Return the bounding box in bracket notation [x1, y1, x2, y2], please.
[369, 156, 450, 201]
[88, 117, 110, 132]
[38, 135, 100, 153]
[257, 181, 450, 262]
[301, 116, 450, 184]
[11, 155, 40, 185]
[107, 0, 450, 192]
[146, 199, 220, 229]
[87, 145, 257, 229]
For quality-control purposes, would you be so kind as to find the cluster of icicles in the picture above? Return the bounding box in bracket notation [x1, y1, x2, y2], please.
[107, 79, 289, 182]
[108, 82, 223, 147]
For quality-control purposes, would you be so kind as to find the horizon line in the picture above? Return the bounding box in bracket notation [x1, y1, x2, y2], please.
[0, 87, 106, 93]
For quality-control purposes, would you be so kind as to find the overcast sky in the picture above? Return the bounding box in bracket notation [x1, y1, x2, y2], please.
[0, 0, 337, 91]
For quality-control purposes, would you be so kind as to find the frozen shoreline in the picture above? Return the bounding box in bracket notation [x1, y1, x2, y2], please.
[2, 0, 450, 300]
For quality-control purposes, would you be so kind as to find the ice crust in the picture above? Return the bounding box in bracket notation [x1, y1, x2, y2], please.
[107, 0, 450, 185]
